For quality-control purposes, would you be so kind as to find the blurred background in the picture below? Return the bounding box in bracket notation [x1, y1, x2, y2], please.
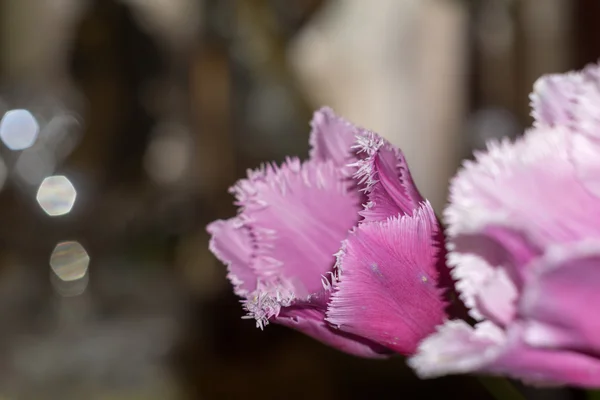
[0, 0, 595, 398]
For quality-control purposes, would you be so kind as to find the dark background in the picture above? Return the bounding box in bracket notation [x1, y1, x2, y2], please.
[0, 0, 596, 398]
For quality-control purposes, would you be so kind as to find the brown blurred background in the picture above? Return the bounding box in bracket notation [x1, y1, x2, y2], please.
[0, 0, 596, 399]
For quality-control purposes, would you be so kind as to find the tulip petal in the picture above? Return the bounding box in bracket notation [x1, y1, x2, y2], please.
[571, 133, 600, 198]
[409, 321, 600, 387]
[445, 126, 600, 246]
[447, 252, 495, 321]
[229, 157, 362, 297]
[352, 130, 423, 222]
[530, 72, 587, 128]
[474, 267, 519, 327]
[408, 320, 506, 377]
[530, 63, 600, 138]
[241, 284, 391, 357]
[520, 240, 600, 354]
[207, 218, 258, 295]
[309, 107, 360, 170]
[326, 202, 446, 355]
[491, 341, 600, 387]
[449, 225, 540, 322]
[277, 305, 391, 358]
[453, 226, 541, 282]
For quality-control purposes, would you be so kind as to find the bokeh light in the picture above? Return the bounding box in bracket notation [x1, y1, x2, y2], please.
[50, 240, 89, 281]
[36, 175, 77, 216]
[144, 125, 192, 185]
[49, 240, 90, 297]
[0, 109, 40, 151]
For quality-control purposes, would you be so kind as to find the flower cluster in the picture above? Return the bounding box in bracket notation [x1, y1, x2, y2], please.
[207, 62, 600, 389]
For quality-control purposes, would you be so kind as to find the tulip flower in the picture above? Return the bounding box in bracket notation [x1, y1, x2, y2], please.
[409, 63, 600, 387]
[208, 108, 448, 357]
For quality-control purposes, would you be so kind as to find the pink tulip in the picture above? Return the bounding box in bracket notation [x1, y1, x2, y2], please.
[208, 108, 448, 357]
[409, 63, 600, 387]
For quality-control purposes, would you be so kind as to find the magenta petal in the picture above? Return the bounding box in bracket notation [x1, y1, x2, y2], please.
[352, 131, 423, 222]
[309, 107, 360, 169]
[409, 321, 600, 387]
[207, 218, 257, 295]
[489, 341, 600, 387]
[276, 305, 390, 358]
[326, 202, 447, 355]
[520, 240, 600, 355]
[229, 157, 362, 296]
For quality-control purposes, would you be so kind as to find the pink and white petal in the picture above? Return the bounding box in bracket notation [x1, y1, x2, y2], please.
[452, 226, 541, 287]
[408, 320, 506, 378]
[447, 252, 495, 321]
[207, 218, 257, 295]
[445, 126, 600, 246]
[520, 240, 600, 355]
[530, 71, 587, 128]
[571, 133, 600, 199]
[326, 202, 447, 355]
[474, 267, 519, 327]
[275, 306, 391, 358]
[309, 107, 360, 169]
[409, 321, 600, 387]
[582, 62, 600, 85]
[522, 321, 583, 351]
[530, 63, 600, 137]
[230, 157, 362, 296]
[448, 225, 540, 321]
[352, 131, 423, 221]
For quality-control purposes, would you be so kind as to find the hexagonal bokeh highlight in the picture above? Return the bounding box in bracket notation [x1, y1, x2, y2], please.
[36, 175, 77, 216]
[50, 241, 89, 281]
[50, 240, 90, 296]
[0, 109, 39, 150]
